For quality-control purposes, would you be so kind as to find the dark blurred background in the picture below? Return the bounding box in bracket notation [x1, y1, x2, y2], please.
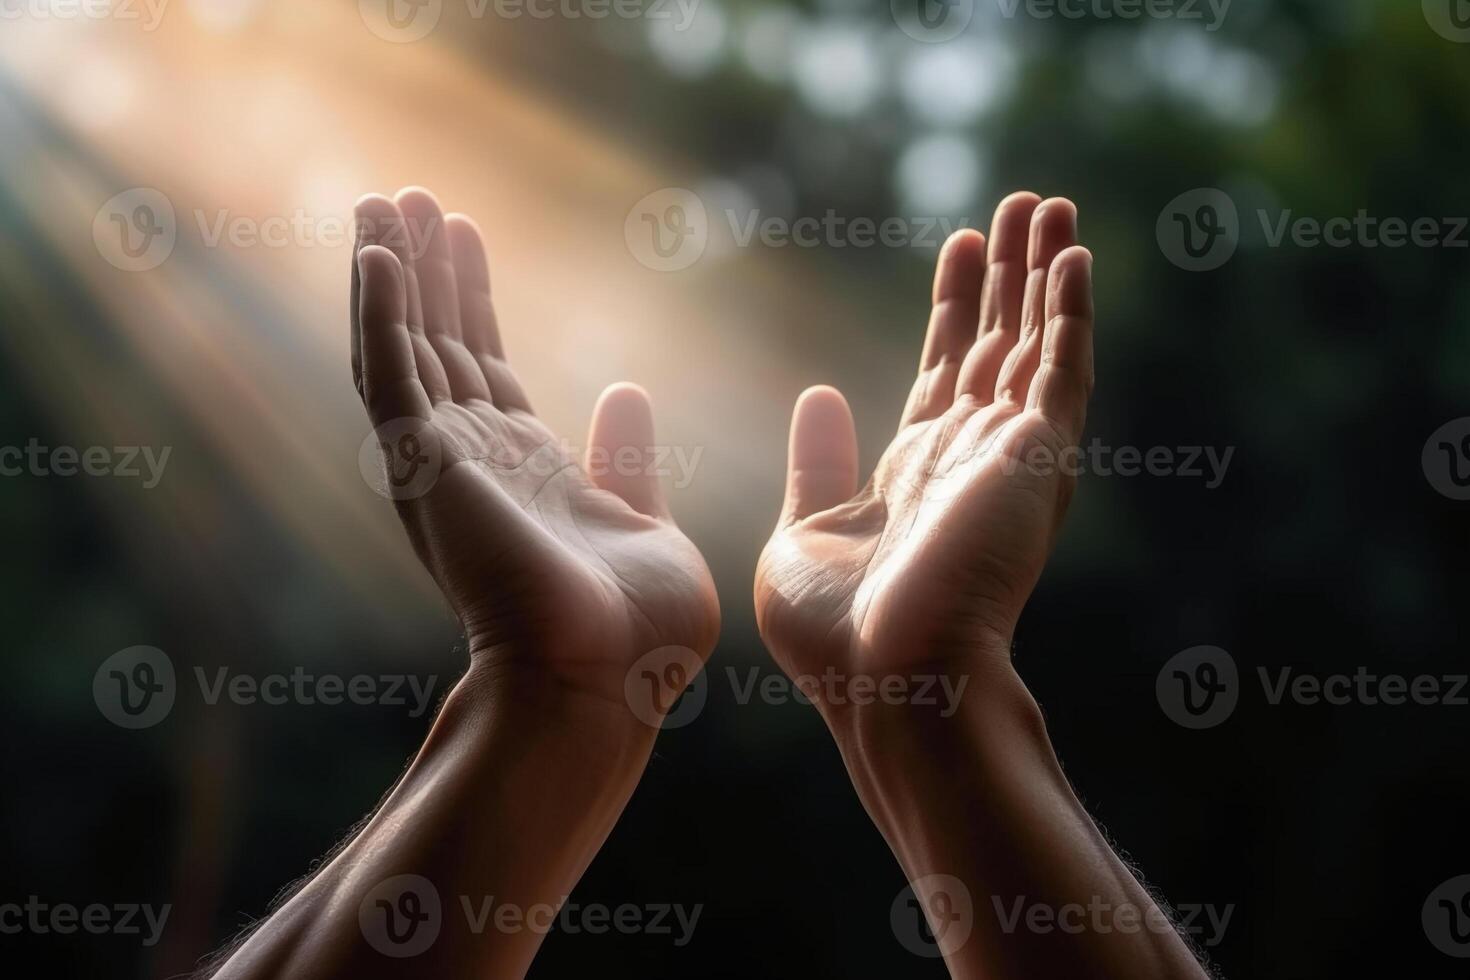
[2, 0, 1469, 976]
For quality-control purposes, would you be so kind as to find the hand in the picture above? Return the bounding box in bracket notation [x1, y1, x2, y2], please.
[352, 188, 719, 713]
[204, 190, 721, 980]
[752, 198, 1207, 980]
[754, 193, 1093, 707]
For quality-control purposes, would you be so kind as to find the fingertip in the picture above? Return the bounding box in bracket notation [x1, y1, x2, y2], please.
[989, 191, 1043, 257]
[358, 243, 403, 277]
[794, 384, 852, 420]
[1028, 198, 1079, 269]
[784, 385, 858, 521]
[354, 192, 396, 216]
[791, 385, 856, 454]
[934, 228, 987, 303]
[999, 190, 1044, 211]
[593, 383, 659, 450]
[1049, 246, 1094, 317]
[588, 382, 665, 517]
[354, 194, 406, 245]
[942, 227, 986, 258]
[394, 187, 449, 257]
[394, 186, 442, 211]
[446, 213, 484, 248]
[446, 213, 490, 279]
[597, 381, 655, 416]
[1053, 244, 1093, 274]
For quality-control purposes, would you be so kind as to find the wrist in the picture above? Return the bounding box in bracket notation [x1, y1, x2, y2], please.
[445, 654, 660, 779]
[821, 652, 1056, 810]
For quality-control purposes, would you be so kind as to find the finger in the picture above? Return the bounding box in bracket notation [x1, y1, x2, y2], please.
[586, 383, 669, 519]
[446, 214, 504, 358]
[357, 245, 432, 424]
[356, 194, 452, 403]
[396, 188, 489, 404]
[781, 385, 859, 525]
[447, 214, 535, 414]
[1026, 246, 1095, 444]
[995, 198, 1078, 405]
[350, 224, 363, 396]
[954, 191, 1041, 404]
[899, 229, 987, 428]
[395, 187, 461, 341]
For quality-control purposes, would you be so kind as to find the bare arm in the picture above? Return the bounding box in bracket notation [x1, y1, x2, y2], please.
[207, 188, 719, 979]
[754, 193, 1209, 980]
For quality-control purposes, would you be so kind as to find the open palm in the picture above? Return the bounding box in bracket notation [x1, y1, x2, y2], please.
[755, 194, 1094, 691]
[352, 189, 718, 709]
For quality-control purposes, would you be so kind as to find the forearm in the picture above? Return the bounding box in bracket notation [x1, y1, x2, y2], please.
[211, 660, 657, 980]
[827, 654, 1209, 980]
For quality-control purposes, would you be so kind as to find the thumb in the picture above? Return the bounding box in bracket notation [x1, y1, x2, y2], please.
[586, 383, 670, 519]
[781, 385, 859, 525]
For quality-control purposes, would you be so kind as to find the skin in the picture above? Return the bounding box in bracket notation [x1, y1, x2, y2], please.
[205, 187, 718, 980]
[207, 187, 1208, 980]
[755, 193, 1213, 979]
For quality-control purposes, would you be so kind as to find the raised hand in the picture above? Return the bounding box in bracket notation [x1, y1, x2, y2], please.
[753, 196, 1208, 980]
[353, 188, 719, 709]
[208, 190, 722, 980]
[755, 193, 1093, 695]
